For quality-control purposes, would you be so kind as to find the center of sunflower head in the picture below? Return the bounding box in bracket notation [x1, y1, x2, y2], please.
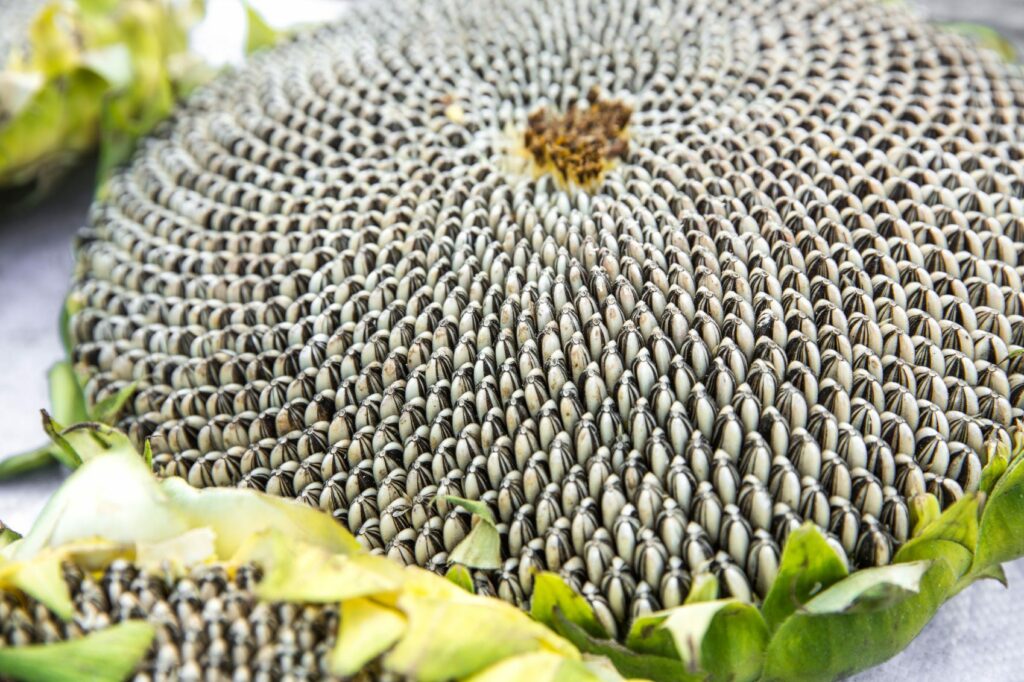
[522, 86, 632, 190]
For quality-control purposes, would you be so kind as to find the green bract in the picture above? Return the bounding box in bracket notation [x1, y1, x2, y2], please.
[2, 423, 1023, 681]
[0, 0, 199, 203]
[0, 425, 623, 682]
[0, 0, 288, 206]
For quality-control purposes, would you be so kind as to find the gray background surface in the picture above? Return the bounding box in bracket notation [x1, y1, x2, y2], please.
[0, 1, 1022, 679]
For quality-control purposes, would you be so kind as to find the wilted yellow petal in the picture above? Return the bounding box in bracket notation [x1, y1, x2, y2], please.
[162, 479, 361, 557]
[11, 449, 189, 561]
[0, 551, 73, 620]
[384, 589, 579, 681]
[136, 527, 216, 570]
[331, 597, 408, 676]
[465, 651, 602, 682]
[235, 531, 403, 603]
[449, 517, 502, 570]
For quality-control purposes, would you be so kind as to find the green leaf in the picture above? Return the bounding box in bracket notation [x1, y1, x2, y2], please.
[531, 572, 607, 639]
[90, 382, 137, 424]
[58, 293, 85, 359]
[81, 44, 134, 90]
[449, 518, 502, 569]
[900, 494, 981, 557]
[0, 521, 20, 548]
[41, 413, 82, 470]
[551, 610, 686, 682]
[48, 362, 89, 428]
[973, 444, 1024, 575]
[627, 600, 768, 682]
[0, 445, 58, 481]
[908, 494, 941, 537]
[761, 523, 848, 632]
[968, 562, 1008, 588]
[446, 564, 476, 593]
[43, 416, 137, 468]
[0, 68, 107, 199]
[800, 562, 929, 614]
[444, 496, 501, 570]
[331, 597, 407, 676]
[28, 5, 81, 77]
[243, 1, 280, 54]
[979, 446, 1008, 495]
[0, 620, 155, 682]
[762, 561, 943, 681]
[896, 493, 983, 595]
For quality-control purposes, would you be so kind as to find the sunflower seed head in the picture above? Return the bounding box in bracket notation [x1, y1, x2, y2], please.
[62, 0, 1024, 639]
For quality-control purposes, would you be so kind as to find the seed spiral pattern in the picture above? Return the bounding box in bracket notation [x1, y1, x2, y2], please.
[68, 0, 1024, 637]
[0, 562, 351, 681]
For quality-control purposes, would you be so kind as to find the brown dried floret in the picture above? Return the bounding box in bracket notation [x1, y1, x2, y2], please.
[523, 87, 631, 189]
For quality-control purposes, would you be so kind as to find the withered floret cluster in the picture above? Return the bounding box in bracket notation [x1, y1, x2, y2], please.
[523, 87, 632, 189]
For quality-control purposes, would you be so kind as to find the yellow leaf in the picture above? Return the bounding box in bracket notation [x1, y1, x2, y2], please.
[0, 621, 155, 682]
[161, 478, 361, 557]
[235, 531, 404, 603]
[466, 651, 604, 682]
[384, 588, 579, 681]
[135, 527, 216, 570]
[0, 551, 72, 619]
[331, 598, 408, 676]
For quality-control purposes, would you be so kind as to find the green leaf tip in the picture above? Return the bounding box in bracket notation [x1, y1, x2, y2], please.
[974, 435, 1024, 576]
[0, 521, 20, 548]
[90, 381, 138, 424]
[684, 571, 719, 604]
[908, 493, 942, 537]
[47, 362, 89, 434]
[0, 445, 59, 481]
[762, 561, 942, 681]
[628, 600, 768, 682]
[443, 495, 502, 570]
[551, 609, 686, 682]
[531, 572, 608, 639]
[243, 0, 281, 54]
[446, 564, 476, 593]
[0, 620, 155, 682]
[41, 414, 138, 468]
[438, 495, 496, 523]
[761, 523, 848, 632]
